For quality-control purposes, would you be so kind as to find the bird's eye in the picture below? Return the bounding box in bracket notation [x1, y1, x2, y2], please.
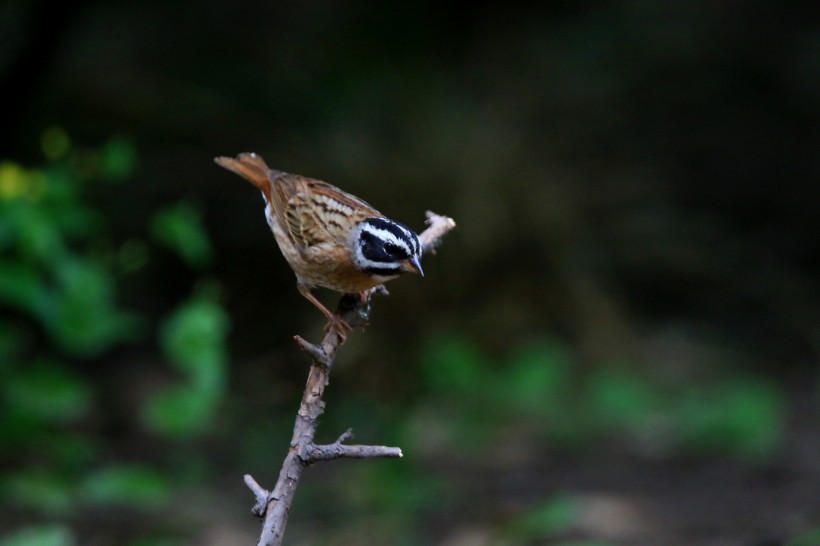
[384, 243, 402, 256]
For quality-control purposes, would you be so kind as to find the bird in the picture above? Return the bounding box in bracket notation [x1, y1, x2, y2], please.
[214, 152, 423, 341]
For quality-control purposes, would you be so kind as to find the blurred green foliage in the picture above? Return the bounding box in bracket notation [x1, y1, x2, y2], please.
[142, 288, 229, 438]
[80, 464, 170, 509]
[288, 333, 790, 544]
[787, 528, 820, 546]
[0, 1, 815, 543]
[414, 333, 786, 461]
[0, 136, 792, 541]
[150, 202, 213, 269]
[500, 493, 580, 541]
[0, 525, 74, 546]
[0, 132, 228, 543]
[0, 156, 137, 356]
[4, 361, 92, 425]
[674, 377, 786, 459]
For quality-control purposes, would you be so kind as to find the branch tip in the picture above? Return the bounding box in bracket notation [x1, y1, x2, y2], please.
[335, 428, 355, 444]
[293, 335, 329, 365]
[419, 211, 456, 254]
[244, 474, 270, 517]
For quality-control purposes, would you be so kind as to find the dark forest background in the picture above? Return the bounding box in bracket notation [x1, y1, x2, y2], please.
[2, 1, 819, 545]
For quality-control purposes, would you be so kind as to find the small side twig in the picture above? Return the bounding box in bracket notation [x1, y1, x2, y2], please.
[243, 474, 269, 517]
[292, 335, 330, 366]
[302, 428, 403, 462]
[244, 211, 455, 546]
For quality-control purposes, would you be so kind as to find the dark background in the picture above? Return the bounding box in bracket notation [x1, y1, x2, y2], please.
[2, 1, 819, 545]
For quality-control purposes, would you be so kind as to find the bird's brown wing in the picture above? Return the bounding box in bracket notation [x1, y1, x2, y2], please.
[215, 152, 383, 249]
[271, 173, 383, 249]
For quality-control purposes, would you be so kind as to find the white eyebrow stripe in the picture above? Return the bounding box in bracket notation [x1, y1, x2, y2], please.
[367, 218, 413, 240]
[411, 229, 420, 255]
[391, 222, 420, 255]
[361, 224, 412, 253]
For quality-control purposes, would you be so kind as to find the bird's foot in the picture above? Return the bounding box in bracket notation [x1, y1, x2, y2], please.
[323, 314, 352, 343]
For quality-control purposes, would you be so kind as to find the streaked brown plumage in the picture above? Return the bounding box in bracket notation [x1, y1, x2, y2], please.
[214, 152, 423, 341]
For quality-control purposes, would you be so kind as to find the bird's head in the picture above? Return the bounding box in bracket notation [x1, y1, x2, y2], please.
[350, 217, 424, 279]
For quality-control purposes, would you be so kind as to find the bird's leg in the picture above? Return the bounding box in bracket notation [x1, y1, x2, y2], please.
[297, 285, 352, 343]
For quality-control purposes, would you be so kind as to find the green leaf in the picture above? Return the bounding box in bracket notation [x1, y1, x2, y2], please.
[144, 292, 228, 438]
[0, 262, 48, 315]
[41, 126, 72, 161]
[39, 167, 101, 240]
[80, 464, 169, 509]
[45, 258, 138, 356]
[99, 138, 138, 179]
[501, 339, 574, 414]
[141, 384, 218, 438]
[585, 368, 658, 431]
[150, 202, 212, 268]
[159, 293, 229, 391]
[419, 335, 489, 394]
[3, 361, 91, 424]
[0, 161, 41, 201]
[675, 377, 785, 460]
[0, 525, 74, 546]
[786, 528, 820, 546]
[10, 202, 63, 261]
[348, 460, 443, 513]
[1, 471, 74, 515]
[504, 494, 581, 539]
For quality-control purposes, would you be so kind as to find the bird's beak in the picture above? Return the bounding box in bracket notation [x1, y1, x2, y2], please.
[401, 256, 424, 276]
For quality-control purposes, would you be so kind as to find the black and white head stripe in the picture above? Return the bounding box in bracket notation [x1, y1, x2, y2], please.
[351, 217, 422, 276]
[364, 217, 421, 256]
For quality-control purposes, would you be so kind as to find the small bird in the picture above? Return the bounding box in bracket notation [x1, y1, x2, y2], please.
[215, 152, 423, 340]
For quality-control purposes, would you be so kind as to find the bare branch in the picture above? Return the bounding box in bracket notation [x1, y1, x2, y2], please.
[303, 442, 403, 462]
[299, 428, 403, 462]
[244, 210, 455, 546]
[420, 211, 457, 254]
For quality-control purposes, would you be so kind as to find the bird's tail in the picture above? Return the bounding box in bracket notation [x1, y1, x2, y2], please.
[214, 153, 273, 196]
